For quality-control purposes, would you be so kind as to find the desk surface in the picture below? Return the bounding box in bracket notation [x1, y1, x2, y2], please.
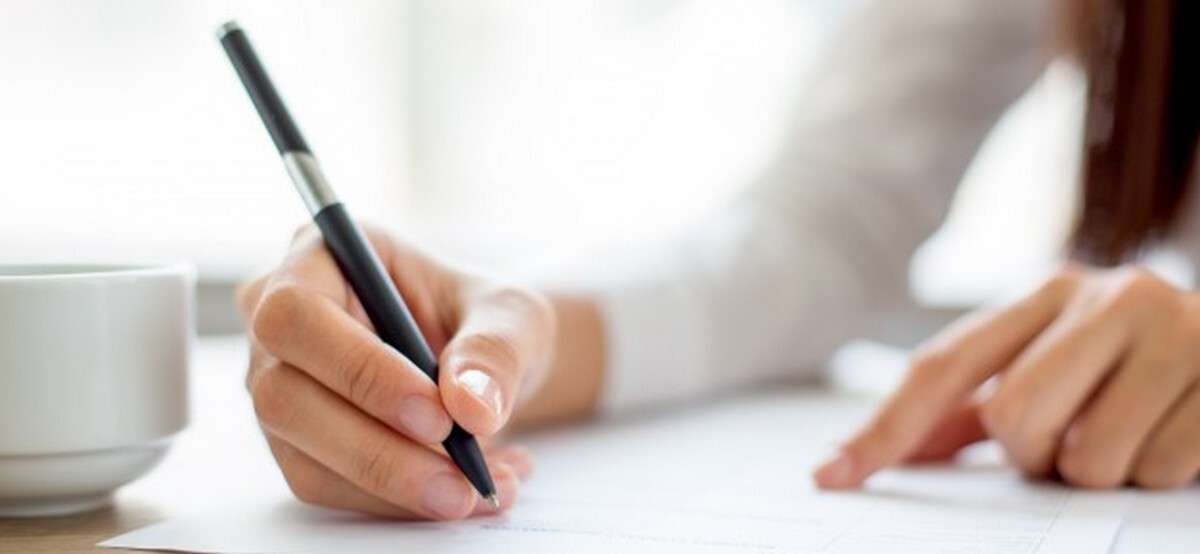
[3, 337, 1198, 553]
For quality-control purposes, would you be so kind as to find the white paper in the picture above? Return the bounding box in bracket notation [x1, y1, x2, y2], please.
[102, 392, 1128, 554]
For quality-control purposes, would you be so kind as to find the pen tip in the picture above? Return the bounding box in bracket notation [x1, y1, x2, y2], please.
[484, 493, 501, 510]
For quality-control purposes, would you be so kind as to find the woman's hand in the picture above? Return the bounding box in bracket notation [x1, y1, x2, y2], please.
[237, 224, 555, 519]
[816, 264, 1200, 490]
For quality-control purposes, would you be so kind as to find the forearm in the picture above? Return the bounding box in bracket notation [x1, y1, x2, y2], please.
[506, 0, 1047, 424]
[509, 293, 606, 429]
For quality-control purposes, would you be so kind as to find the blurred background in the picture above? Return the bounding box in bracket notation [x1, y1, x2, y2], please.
[0, 0, 1086, 334]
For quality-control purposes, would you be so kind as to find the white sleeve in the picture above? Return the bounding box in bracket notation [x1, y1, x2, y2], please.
[596, 0, 1050, 414]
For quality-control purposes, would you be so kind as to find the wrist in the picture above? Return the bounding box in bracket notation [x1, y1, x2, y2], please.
[509, 293, 606, 430]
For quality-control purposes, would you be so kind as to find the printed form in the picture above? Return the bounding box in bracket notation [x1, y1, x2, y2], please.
[102, 392, 1125, 553]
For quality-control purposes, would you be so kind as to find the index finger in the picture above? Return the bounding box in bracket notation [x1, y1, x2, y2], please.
[252, 279, 454, 445]
[248, 228, 455, 445]
[814, 276, 1072, 488]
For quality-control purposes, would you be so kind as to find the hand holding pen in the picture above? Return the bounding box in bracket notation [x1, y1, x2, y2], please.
[221, 21, 553, 519]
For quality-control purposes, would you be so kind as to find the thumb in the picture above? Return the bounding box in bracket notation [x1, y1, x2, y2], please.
[439, 286, 554, 437]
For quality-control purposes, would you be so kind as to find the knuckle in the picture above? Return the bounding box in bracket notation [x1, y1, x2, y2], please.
[282, 470, 324, 505]
[995, 427, 1059, 478]
[245, 361, 261, 394]
[252, 285, 306, 349]
[861, 420, 901, 453]
[907, 346, 953, 385]
[1042, 263, 1084, 296]
[351, 439, 399, 498]
[339, 343, 390, 407]
[1117, 265, 1158, 286]
[245, 348, 271, 393]
[1056, 450, 1124, 489]
[457, 331, 522, 372]
[486, 285, 552, 319]
[1131, 450, 1192, 489]
[268, 440, 331, 506]
[1036, 261, 1094, 300]
[853, 411, 907, 458]
[250, 365, 295, 431]
[1107, 267, 1168, 307]
[979, 395, 1022, 439]
[235, 276, 266, 317]
[1009, 447, 1052, 477]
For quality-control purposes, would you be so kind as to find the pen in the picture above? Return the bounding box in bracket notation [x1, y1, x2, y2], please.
[215, 20, 500, 509]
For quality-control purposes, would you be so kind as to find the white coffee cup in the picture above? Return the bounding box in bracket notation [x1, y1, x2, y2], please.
[0, 263, 192, 517]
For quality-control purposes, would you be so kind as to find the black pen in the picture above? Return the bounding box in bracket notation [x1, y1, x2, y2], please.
[215, 20, 500, 509]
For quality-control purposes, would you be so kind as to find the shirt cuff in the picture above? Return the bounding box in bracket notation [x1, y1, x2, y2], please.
[594, 277, 712, 415]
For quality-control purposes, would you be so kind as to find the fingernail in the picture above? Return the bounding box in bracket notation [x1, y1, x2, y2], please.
[398, 395, 452, 443]
[422, 473, 474, 519]
[815, 452, 859, 489]
[457, 368, 502, 417]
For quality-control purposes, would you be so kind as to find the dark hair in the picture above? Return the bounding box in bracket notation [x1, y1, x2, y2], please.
[1074, 0, 1200, 264]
